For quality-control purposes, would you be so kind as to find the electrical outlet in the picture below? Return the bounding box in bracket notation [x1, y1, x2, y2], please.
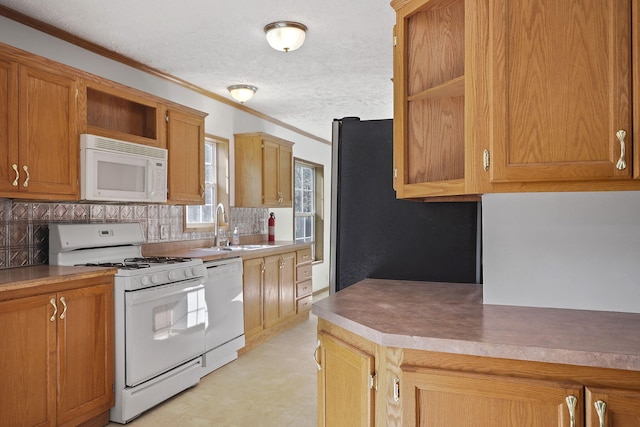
[160, 225, 169, 240]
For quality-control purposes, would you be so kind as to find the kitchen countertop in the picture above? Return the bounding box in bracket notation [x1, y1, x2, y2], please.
[143, 240, 310, 261]
[312, 278, 640, 371]
[0, 265, 117, 301]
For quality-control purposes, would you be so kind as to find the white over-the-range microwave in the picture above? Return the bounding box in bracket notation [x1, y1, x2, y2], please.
[80, 134, 168, 203]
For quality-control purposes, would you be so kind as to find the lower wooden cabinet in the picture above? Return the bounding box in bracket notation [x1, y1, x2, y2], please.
[263, 252, 296, 328]
[0, 277, 114, 427]
[317, 331, 375, 427]
[401, 367, 582, 426]
[241, 249, 297, 352]
[585, 387, 640, 427]
[317, 319, 640, 427]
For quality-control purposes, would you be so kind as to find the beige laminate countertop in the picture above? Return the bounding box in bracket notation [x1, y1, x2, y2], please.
[311, 278, 640, 371]
[0, 265, 116, 301]
[143, 240, 309, 261]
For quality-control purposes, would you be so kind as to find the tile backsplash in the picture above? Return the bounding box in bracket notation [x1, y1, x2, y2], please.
[0, 199, 268, 269]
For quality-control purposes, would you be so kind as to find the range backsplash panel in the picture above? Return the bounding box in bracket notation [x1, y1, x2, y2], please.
[0, 199, 267, 269]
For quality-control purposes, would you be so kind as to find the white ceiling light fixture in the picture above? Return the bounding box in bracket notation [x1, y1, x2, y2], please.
[264, 21, 308, 52]
[227, 85, 257, 103]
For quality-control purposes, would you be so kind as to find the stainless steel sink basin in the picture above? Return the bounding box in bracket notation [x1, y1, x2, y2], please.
[201, 244, 273, 252]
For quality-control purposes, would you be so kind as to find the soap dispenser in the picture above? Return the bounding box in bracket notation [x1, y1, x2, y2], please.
[232, 226, 240, 245]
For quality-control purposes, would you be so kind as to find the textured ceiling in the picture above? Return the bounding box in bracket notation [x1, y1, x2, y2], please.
[0, 0, 395, 142]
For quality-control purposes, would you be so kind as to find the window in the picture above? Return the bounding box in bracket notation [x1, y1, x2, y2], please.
[294, 159, 324, 261]
[184, 135, 230, 231]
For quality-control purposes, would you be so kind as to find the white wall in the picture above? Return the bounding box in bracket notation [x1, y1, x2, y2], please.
[483, 191, 640, 313]
[0, 16, 332, 292]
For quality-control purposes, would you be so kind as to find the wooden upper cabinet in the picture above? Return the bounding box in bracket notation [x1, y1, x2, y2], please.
[82, 79, 165, 148]
[166, 107, 206, 204]
[393, 0, 640, 197]
[486, 0, 633, 185]
[234, 132, 294, 207]
[0, 50, 79, 199]
[392, 0, 471, 199]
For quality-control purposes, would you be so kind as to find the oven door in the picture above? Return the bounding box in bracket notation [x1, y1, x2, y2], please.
[125, 279, 206, 387]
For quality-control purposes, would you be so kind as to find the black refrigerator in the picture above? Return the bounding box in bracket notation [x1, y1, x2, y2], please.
[330, 117, 480, 292]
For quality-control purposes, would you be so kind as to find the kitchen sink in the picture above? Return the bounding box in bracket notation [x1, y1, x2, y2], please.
[202, 244, 274, 252]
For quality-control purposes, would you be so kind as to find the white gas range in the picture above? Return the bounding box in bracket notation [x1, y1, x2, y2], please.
[49, 223, 206, 424]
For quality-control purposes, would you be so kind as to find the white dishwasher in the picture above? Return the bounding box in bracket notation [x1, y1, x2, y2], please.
[201, 257, 245, 377]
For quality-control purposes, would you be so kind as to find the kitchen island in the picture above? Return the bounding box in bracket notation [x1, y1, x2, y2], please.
[312, 279, 640, 426]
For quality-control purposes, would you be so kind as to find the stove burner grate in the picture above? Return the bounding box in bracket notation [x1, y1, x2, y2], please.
[124, 256, 193, 264]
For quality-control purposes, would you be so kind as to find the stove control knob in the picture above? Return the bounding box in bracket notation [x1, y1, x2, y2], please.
[151, 274, 160, 284]
[185, 268, 193, 278]
[141, 276, 150, 286]
[168, 270, 179, 281]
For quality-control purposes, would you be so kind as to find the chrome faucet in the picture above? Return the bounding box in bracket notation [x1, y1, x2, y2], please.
[214, 203, 226, 247]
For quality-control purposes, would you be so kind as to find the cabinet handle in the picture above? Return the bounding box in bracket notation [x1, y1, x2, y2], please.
[59, 296, 67, 320]
[200, 184, 205, 199]
[313, 339, 321, 371]
[616, 130, 627, 170]
[393, 377, 400, 402]
[594, 400, 606, 427]
[279, 256, 284, 269]
[483, 149, 490, 171]
[260, 262, 265, 274]
[22, 165, 30, 187]
[49, 297, 57, 322]
[566, 395, 578, 427]
[11, 164, 19, 186]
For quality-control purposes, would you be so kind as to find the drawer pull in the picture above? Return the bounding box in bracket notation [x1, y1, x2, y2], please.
[566, 395, 577, 427]
[616, 129, 627, 170]
[594, 400, 606, 427]
[313, 339, 321, 371]
[50, 297, 57, 322]
[12, 164, 19, 186]
[22, 165, 29, 187]
[59, 296, 67, 320]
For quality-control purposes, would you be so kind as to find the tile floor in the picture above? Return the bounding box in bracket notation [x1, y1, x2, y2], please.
[108, 312, 320, 427]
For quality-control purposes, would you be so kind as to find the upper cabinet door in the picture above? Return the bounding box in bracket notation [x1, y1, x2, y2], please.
[166, 108, 206, 204]
[489, 0, 632, 183]
[18, 62, 79, 197]
[0, 55, 19, 194]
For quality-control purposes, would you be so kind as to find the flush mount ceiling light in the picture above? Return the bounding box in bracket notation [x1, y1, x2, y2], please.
[227, 85, 257, 103]
[264, 21, 307, 52]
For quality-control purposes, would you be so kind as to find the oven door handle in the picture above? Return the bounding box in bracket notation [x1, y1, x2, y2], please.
[126, 281, 204, 305]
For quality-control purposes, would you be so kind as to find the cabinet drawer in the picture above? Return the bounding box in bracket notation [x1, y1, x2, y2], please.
[296, 279, 312, 298]
[296, 248, 312, 264]
[297, 264, 312, 282]
[297, 294, 312, 312]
